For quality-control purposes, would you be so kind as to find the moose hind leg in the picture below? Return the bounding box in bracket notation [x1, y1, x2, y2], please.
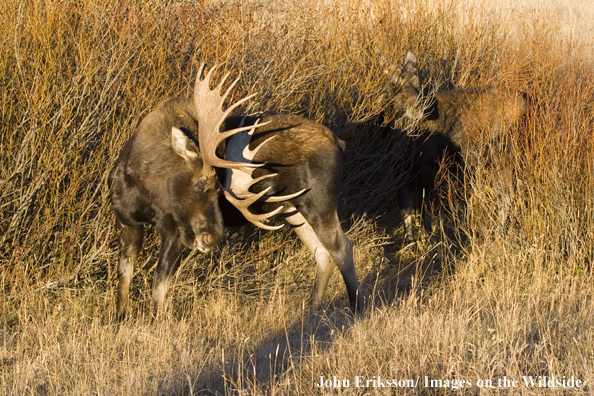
[286, 212, 363, 314]
[115, 221, 144, 320]
[421, 189, 434, 238]
[398, 182, 418, 243]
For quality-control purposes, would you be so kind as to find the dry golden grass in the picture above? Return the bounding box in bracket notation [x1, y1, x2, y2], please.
[1, 0, 593, 394]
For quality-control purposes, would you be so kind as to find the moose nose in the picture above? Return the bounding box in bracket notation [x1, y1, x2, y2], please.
[202, 233, 214, 247]
[197, 233, 215, 253]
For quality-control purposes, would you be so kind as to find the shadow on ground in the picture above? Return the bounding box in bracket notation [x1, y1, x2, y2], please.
[154, 120, 467, 394]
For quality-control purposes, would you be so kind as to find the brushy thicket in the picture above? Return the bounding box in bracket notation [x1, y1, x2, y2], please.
[1, 0, 594, 394]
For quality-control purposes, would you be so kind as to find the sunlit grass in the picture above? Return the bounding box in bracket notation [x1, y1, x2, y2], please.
[1, 0, 593, 394]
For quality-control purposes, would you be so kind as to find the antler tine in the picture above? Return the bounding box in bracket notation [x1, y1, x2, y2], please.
[197, 64, 251, 122]
[256, 187, 307, 203]
[219, 74, 239, 104]
[244, 172, 306, 203]
[223, 187, 286, 231]
[204, 119, 273, 172]
[198, 62, 220, 97]
[243, 131, 272, 154]
[204, 62, 219, 83]
[212, 120, 272, 157]
[197, 62, 207, 79]
[220, 92, 258, 122]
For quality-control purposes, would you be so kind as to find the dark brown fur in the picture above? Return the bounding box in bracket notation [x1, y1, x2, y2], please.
[109, 97, 224, 319]
[220, 114, 363, 313]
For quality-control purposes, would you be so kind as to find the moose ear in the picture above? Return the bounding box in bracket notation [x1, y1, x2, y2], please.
[404, 51, 417, 66]
[171, 127, 199, 162]
[397, 52, 420, 88]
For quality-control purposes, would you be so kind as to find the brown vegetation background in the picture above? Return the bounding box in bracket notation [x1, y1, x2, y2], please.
[1, 0, 593, 394]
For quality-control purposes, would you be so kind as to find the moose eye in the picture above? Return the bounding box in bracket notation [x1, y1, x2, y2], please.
[194, 176, 215, 193]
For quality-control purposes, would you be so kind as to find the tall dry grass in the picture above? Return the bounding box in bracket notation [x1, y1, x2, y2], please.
[1, 0, 593, 394]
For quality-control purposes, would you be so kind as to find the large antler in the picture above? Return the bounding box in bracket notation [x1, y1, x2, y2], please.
[194, 63, 304, 230]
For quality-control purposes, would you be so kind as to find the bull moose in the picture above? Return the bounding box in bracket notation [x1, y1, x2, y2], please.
[108, 64, 363, 319]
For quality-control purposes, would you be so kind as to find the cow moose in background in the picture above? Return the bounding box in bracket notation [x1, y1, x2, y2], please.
[108, 64, 363, 319]
[379, 52, 528, 242]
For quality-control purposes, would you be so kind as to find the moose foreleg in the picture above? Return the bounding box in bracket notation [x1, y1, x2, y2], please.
[115, 221, 144, 320]
[152, 229, 185, 318]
